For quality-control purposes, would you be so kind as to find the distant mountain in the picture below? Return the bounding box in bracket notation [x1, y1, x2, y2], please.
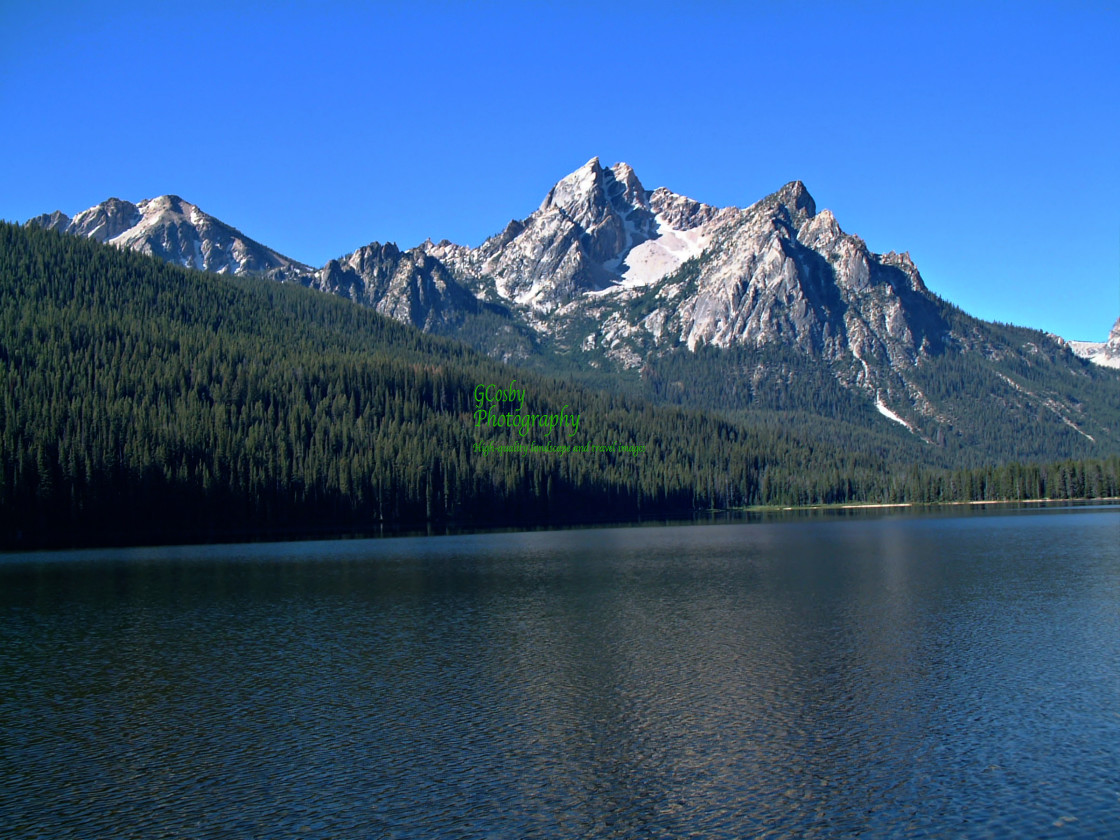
[1067, 317, 1120, 370]
[309, 241, 485, 332]
[29, 195, 311, 281]
[28, 162, 1120, 463]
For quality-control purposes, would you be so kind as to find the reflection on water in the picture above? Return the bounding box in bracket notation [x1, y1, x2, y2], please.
[2, 508, 1118, 838]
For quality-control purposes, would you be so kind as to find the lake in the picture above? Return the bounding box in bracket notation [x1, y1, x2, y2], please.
[1, 506, 1118, 838]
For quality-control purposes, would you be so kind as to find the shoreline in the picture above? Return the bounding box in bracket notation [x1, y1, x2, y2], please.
[3, 498, 1117, 557]
[760, 497, 1120, 513]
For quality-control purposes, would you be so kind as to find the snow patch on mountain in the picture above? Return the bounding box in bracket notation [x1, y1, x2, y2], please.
[619, 213, 710, 288]
[875, 393, 913, 430]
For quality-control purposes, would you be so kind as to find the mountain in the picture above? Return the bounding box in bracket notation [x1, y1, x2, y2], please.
[419, 157, 739, 317]
[29, 195, 311, 281]
[412, 159, 1119, 460]
[11, 220, 1041, 548]
[310, 240, 483, 332]
[4, 220, 1119, 548]
[1067, 317, 1120, 370]
[28, 162, 1120, 464]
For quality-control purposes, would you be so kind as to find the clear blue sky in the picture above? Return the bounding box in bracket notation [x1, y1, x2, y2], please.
[2, 1, 1117, 340]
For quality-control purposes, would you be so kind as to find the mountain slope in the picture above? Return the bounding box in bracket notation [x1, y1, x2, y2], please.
[5, 222, 1117, 547]
[414, 160, 1120, 462]
[27, 163, 1120, 466]
[0, 221, 908, 546]
[543, 175, 1120, 462]
[30, 195, 311, 281]
[310, 240, 484, 332]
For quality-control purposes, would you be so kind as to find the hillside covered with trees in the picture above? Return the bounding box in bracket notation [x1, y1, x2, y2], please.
[1, 223, 1116, 548]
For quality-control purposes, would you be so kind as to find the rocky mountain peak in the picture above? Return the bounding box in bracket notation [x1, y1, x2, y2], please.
[101, 196, 141, 212]
[26, 209, 71, 231]
[65, 197, 143, 243]
[138, 194, 191, 215]
[798, 207, 842, 246]
[29, 195, 310, 280]
[537, 158, 652, 220]
[312, 240, 477, 332]
[345, 241, 401, 274]
[539, 157, 605, 214]
[607, 162, 649, 209]
[647, 187, 733, 231]
[456, 159, 663, 310]
[757, 180, 817, 229]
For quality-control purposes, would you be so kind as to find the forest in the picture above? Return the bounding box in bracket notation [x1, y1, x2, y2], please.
[1, 222, 1116, 549]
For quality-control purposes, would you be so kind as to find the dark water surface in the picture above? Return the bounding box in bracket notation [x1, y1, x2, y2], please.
[2, 507, 1118, 838]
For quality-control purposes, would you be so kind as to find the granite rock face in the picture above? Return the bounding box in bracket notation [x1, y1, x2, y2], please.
[410, 160, 949, 386]
[30, 198, 141, 243]
[312, 241, 478, 332]
[654, 182, 948, 391]
[429, 157, 662, 312]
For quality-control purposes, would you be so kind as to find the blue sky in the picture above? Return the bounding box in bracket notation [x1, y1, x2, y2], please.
[2, 1, 1117, 340]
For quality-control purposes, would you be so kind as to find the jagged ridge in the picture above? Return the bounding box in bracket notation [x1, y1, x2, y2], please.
[30, 195, 311, 281]
[28, 160, 1120, 457]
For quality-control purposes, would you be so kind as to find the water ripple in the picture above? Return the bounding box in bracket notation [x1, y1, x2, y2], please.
[1, 509, 1118, 837]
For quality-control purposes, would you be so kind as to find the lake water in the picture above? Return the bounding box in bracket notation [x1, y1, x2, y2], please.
[2, 506, 1118, 838]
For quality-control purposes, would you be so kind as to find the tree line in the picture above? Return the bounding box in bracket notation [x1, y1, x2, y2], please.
[1, 222, 1115, 548]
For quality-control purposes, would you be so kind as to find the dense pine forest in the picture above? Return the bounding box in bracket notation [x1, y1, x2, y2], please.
[1, 222, 1117, 549]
